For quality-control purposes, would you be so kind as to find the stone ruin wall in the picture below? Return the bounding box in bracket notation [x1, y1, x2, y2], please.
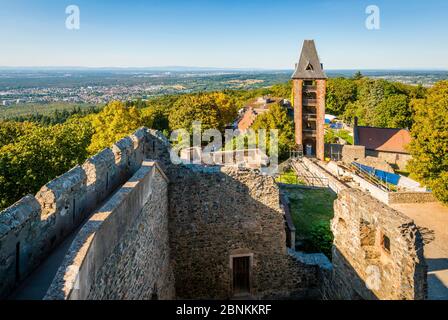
[87, 162, 175, 300]
[365, 150, 412, 172]
[324, 189, 427, 300]
[340, 145, 395, 172]
[336, 144, 411, 172]
[168, 165, 321, 299]
[45, 161, 175, 300]
[0, 128, 150, 299]
[1, 127, 428, 300]
[39, 128, 320, 300]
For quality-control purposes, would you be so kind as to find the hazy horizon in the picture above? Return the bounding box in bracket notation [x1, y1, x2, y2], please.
[1, 66, 447, 72]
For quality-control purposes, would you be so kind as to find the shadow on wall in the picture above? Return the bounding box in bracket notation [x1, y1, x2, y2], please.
[426, 258, 448, 300]
[0, 129, 148, 299]
[167, 165, 321, 300]
[324, 247, 379, 300]
[322, 246, 428, 300]
[328, 189, 427, 300]
[45, 161, 175, 300]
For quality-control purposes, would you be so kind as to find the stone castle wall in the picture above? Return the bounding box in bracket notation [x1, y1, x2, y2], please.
[0, 128, 148, 299]
[1, 127, 428, 301]
[40, 128, 320, 300]
[365, 150, 412, 171]
[45, 161, 175, 300]
[168, 165, 320, 299]
[325, 189, 427, 300]
[388, 192, 436, 204]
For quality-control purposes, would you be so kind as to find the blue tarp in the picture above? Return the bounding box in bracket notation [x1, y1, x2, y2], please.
[353, 162, 401, 185]
[329, 123, 343, 129]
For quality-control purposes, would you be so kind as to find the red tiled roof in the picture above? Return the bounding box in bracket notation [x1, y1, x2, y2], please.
[357, 127, 411, 154]
[238, 108, 258, 132]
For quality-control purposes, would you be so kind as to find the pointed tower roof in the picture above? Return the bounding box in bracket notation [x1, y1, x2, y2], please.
[292, 40, 327, 80]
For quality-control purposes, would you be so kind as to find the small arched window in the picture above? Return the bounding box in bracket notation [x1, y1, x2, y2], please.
[306, 62, 314, 71]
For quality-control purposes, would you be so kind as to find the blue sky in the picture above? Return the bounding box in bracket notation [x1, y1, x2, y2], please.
[0, 0, 447, 69]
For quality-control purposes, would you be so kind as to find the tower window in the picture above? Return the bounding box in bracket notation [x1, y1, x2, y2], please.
[306, 62, 314, 71]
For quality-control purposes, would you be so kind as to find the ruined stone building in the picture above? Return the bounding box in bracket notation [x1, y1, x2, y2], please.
[0, 127, 427, 300]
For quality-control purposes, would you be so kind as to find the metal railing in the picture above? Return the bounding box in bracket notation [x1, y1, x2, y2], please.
[291, 160, 329, 188]
[348, 163, 391, 192]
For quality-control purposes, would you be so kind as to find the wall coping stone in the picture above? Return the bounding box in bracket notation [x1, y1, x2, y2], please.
[44, 160, 166, 300]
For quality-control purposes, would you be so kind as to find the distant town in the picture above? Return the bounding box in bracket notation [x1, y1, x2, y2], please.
[1, 69, 447, 108]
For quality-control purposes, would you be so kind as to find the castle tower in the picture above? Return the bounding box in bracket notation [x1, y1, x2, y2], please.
[292, 40, 327, 160]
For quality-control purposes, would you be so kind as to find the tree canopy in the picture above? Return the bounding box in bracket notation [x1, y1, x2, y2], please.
[408, 81, 448, 204]
[168, 92, 237, 133]
[251, 103, 295, 160]
[0, 120, 93, 209]
[86, 101, 145, 155]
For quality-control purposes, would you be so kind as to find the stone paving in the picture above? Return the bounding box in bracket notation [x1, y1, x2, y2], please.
[391, 202, 448, 300]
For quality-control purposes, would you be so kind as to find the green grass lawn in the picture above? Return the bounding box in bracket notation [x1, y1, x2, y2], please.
[284, 187, 337, 257]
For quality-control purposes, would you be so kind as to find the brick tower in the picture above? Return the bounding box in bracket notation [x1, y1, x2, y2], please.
[292, 40, 327, 160]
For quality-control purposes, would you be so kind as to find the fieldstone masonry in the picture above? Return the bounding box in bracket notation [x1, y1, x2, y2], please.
[88, 163, 174, 299]
[325, 189, 427, 300]
[1, 128, 428, 300]
[168, 166, 320, 299]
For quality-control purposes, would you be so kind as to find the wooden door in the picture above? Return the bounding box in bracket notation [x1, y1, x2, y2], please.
[233, 256, 250, 295]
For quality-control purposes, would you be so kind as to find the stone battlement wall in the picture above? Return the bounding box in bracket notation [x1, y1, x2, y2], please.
[0, 128, 150, 298]
[325, 189, 427, 300]
[388, 191, 436, 204]
[169, 165, 320, 299]
[44, 161, 174, 300]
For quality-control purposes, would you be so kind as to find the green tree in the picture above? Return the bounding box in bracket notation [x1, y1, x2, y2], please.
[326, 78, 357, 116]
[0, 121, 38, 147]
[408, 81, 448, 204]
[353, 71, 363, 80]
[0, 121, 93, 210]
[168, 92, 237, 133]
[141, 106, 169, 132]
[374, 94, 413, 129]
[251, 103, 295, 160]
[270, 81, 292, 98]
[342, 78, 411, 126]
[87, 101, 144, 154]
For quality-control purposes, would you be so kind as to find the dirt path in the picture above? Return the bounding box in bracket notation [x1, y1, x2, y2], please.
[391, 202, 448, 300]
